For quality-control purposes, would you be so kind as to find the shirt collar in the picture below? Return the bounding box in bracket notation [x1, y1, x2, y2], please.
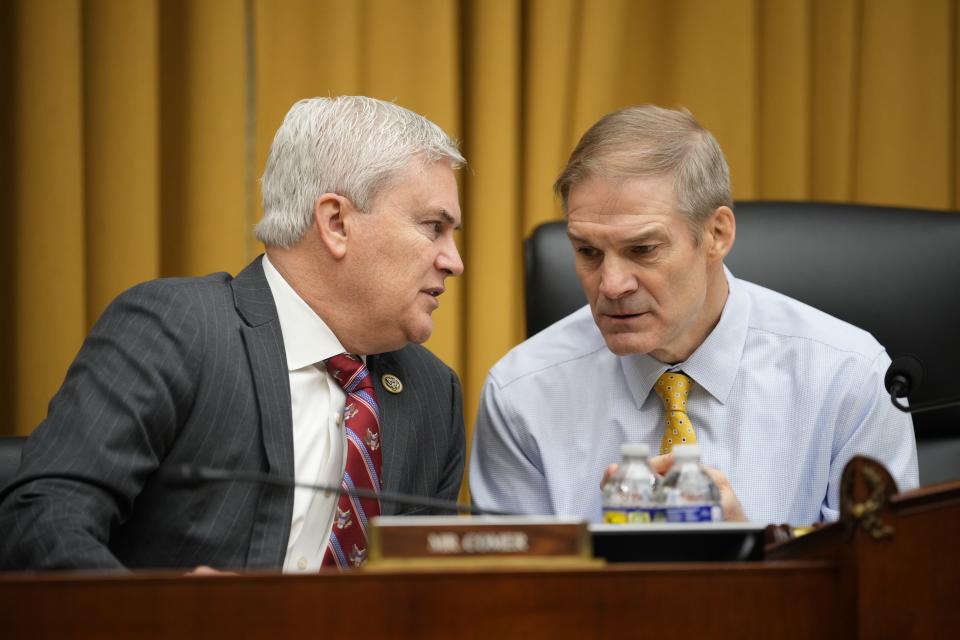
[261, 254, 347, 371]
[621, 266, 750, 406]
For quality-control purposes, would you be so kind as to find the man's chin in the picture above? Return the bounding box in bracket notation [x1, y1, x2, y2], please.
[601, 333, 653, 357]
[406, 319, 434, 345]
[355, 322, 431, 354]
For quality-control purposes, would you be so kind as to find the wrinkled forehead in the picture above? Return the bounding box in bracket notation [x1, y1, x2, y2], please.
[566, 173, 679, 221]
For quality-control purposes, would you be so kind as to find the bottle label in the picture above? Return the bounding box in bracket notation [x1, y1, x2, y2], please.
[662, 504, 722, 523]
[603, 507, 657, 524]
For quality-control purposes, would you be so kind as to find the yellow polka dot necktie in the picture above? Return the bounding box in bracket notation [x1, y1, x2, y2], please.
[654, 372, 697, 454]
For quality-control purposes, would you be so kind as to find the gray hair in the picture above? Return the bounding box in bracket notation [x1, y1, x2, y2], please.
[554, 104, 731, 241]
[256, 96, 465, 247]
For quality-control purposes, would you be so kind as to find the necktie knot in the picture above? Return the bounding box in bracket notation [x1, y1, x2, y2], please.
[654, 371, 691, 411]
[325, 353, 372, 394]
[654, 371, 697, 454]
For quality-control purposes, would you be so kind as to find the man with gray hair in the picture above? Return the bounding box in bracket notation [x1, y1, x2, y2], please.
[469, 104, 917, 525]
[0, 96, 467, 572]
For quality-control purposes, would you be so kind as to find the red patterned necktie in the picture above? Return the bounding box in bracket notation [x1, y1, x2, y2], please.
[322, 353, 382, 569]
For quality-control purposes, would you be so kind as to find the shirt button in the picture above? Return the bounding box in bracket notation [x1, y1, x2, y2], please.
[297, 557, 307, 570]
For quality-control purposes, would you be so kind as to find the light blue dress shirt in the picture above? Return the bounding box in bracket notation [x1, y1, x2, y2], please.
[469, 269, 919, 525]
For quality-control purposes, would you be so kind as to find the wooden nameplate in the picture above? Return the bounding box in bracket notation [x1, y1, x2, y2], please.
[367, 515, 598, 570]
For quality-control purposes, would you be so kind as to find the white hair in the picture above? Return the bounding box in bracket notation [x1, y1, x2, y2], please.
[256, 96, 465, 248]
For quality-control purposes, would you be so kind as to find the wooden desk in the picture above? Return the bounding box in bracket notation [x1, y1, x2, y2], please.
[2, 561, 842, 639]
[2, 460, 957, 639]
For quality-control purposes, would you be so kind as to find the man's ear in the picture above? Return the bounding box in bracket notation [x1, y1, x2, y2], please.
[313, 193, 349, 259]
[704, 205, 736, 262]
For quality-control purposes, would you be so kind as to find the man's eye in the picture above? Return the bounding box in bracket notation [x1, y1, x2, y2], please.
[633, 245, 657, 255]
[426, 221, 443, 237]
[576, 247, 600, 259]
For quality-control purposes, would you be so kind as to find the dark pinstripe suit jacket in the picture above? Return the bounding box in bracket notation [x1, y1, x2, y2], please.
[0, 257, 465, 571]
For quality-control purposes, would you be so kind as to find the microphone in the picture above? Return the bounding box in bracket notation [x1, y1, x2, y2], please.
[884, 355, 960, 413]
[166, 464, 511, 516]
[885, 355, 923, 399]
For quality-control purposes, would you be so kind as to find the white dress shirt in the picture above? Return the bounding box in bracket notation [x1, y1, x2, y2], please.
[470, 267, 919, 525]
[262, 255, 347, 573]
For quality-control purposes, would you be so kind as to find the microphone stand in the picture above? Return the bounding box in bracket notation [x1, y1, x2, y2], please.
[890, 393, 960, 414]
[173, 465, 511, 517]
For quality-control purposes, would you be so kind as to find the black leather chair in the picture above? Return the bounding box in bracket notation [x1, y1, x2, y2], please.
[0, 436, 25, 490]
[524, 201, 960, 487]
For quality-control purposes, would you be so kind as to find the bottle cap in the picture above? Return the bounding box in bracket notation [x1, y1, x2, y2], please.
[620, 443, 650, 458]
[671, 444, 700, 460]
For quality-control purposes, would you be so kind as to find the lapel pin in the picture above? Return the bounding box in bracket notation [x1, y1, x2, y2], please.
[381, 373, 403, 394]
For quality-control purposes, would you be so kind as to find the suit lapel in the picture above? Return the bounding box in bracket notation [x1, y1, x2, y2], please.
[241, 323, 293, 476]
[232, 257, 294, 567]
[368, 352, 410, 514]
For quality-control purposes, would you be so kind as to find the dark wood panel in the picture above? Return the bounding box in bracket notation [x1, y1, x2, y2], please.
[0, 562, 840, 640]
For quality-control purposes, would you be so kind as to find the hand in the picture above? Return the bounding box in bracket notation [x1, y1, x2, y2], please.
[186, 565, 237, 576]
[647, 453, 675, 476]
[600, 453, 747, 522]
[700, 465, 746, 522]
[601, 463, 619, 487]
[601, 453, 675, 486]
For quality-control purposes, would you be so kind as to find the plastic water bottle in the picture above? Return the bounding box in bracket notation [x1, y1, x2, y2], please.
[658, 444, 722, 522]
[602, 443, 659, 524]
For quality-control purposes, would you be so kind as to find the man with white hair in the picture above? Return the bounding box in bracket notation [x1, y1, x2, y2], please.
[0, 97, 467, 572]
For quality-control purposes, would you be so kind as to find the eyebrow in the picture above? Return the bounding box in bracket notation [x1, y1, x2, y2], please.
[620, 230, 666, 245]
[437, 209, 462, 231]
[567, 229, 665, 245]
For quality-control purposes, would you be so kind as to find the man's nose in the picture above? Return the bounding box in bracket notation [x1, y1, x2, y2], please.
[598, 258, 638, 300]
[437, 235, 464, 277]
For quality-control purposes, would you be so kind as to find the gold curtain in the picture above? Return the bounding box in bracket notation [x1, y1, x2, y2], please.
[3, 1, 958, 479]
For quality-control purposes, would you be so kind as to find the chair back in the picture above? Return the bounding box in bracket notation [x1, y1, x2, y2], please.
[523, 201, 960, 486]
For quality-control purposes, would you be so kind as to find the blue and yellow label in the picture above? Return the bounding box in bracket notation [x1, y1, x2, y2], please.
[662, 504, 722, 522]
[602, 507, 657, 524]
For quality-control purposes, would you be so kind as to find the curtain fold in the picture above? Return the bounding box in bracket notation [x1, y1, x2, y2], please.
[4, 1, 958, 474]
[8, 0, 87, 438]
[810, 0, 858, 200]
[158, 0, 249, 278]
[83, 0, 160, 321]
